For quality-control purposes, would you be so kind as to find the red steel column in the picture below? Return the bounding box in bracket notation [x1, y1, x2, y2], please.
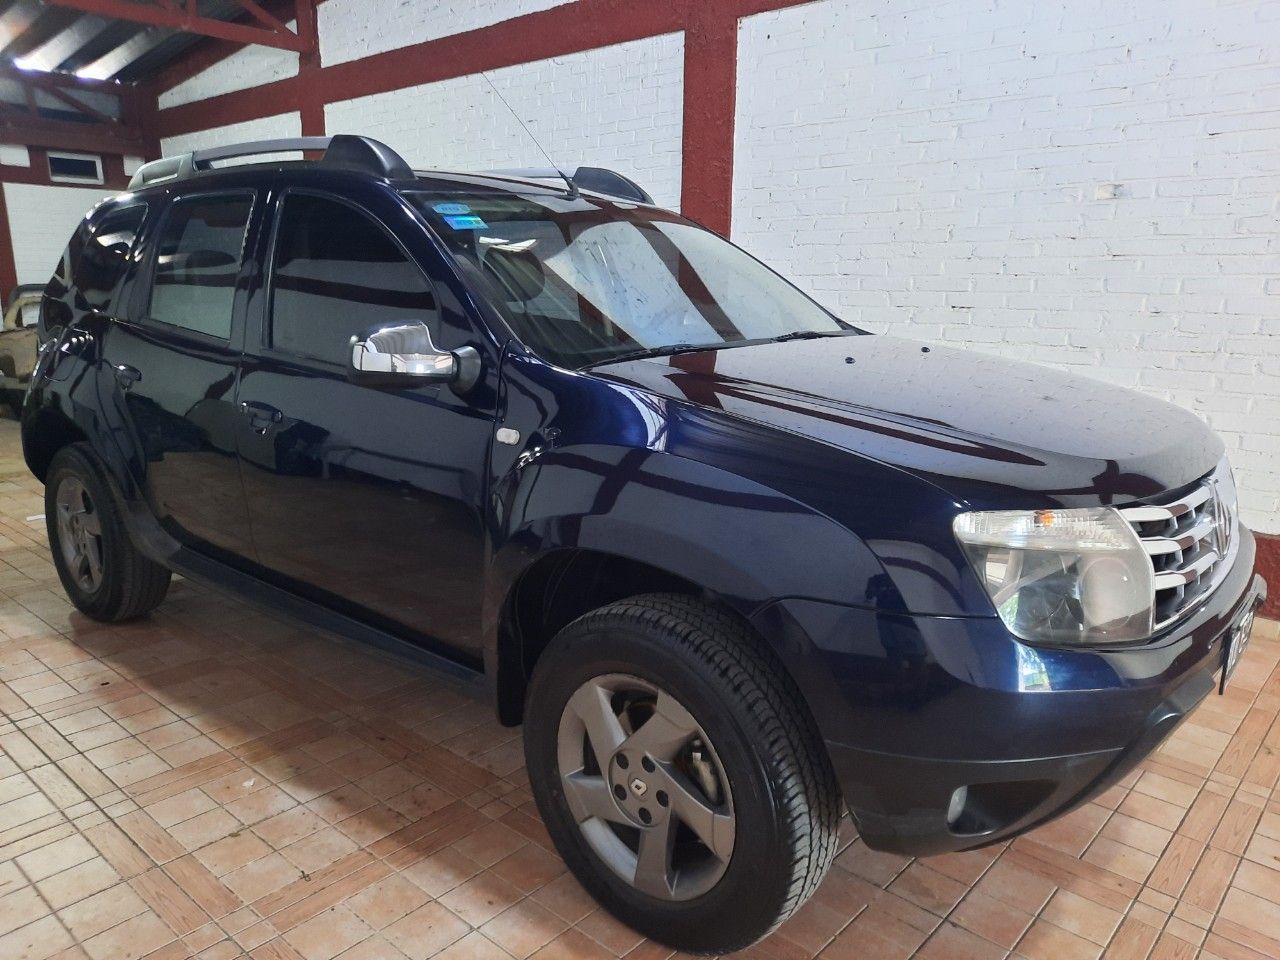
[296, 0, 325, 137]
[680, 3, 739, 236]
[0, 183, 17, 300]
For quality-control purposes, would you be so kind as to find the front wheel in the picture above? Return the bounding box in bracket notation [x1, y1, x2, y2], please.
[524, 594, 841, 954]
[45, 444, 171, 622]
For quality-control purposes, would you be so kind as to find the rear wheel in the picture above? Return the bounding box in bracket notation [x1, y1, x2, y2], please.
[46, 444, 171, 622]
[524, 593, 841, 953]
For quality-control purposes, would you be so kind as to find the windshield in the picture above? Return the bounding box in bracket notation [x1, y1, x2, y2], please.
[404, 190, 854, 368]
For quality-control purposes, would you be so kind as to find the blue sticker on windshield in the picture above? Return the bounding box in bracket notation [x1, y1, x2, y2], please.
[433, 202, 472, 215]
[443, 214, 488, 230]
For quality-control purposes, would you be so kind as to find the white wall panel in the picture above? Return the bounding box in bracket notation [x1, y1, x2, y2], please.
[3, 183, 110, 285]
[325, 34, 684, 209]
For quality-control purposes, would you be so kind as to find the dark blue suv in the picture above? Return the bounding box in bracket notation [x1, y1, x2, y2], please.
[22, 135, 1267, 954]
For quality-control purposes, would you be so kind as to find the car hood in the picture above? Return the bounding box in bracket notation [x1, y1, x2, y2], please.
[589, 334, 1223, 511]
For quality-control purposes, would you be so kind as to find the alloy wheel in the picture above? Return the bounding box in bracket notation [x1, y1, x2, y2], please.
[556, 673, 735, 901]
[55, 477, 104, 594]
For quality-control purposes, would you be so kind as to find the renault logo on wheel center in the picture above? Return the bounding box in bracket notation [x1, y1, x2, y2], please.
[630, 777, 648, 798]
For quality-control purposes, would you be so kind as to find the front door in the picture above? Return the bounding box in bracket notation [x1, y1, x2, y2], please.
[100, 189, 260, 559]
[235, 188, 492, 660]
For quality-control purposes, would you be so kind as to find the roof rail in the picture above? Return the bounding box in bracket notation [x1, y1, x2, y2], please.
[127, 135, 414, 190]
[487, 166, 654, 205]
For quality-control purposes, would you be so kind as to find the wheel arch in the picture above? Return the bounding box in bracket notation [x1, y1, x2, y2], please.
[490, 544, 836, 733]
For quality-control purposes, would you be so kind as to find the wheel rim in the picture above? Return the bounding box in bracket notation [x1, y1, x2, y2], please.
[55, 476, 104, 594]
[556, 673, 735, 901]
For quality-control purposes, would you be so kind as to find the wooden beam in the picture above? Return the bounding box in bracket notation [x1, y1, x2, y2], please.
[42, 0, 311, 52]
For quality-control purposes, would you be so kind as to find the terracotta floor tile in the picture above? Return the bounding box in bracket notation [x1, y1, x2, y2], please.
[81, 909, 175, 960]
[283, 905, 375, 960]
[1039, 889, 1123, 946]
[385, 902, 471, 960]
[56, 883, 149, 941]
[439, 870, 524, 927]
[346, 875, 428, 930]
[950, 888, 1032, 950]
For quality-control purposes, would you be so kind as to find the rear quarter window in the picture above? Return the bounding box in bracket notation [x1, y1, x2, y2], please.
[147, 194, 254, 339]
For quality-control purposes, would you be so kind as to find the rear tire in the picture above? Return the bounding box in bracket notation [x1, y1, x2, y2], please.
[46, 444, 171, 622]
[524, 593, 841, 954]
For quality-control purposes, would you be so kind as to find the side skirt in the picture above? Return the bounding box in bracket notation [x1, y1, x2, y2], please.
[169, 547, 490, 701]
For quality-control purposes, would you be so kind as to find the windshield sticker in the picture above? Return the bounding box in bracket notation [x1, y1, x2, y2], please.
[443, 214, 488, 230]
[433, 202, 472, 215]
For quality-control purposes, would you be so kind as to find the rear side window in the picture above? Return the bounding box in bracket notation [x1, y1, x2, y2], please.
[149, 194, 253, 339]
[78, 204, 146, 313]
[269, 193, 436, 367]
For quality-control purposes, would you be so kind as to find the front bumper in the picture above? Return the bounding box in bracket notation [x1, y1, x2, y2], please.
[753, 531, 1266, 856]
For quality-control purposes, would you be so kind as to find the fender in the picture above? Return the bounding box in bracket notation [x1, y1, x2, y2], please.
[480, 348, 969, 722]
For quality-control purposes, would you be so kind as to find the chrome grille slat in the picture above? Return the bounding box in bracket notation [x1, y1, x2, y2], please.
[1139, 515, 1217, 556]
[1152, 551, 1220, 590]
[1119, 461, 1238, 634]
[1118, 484, 1212, 524]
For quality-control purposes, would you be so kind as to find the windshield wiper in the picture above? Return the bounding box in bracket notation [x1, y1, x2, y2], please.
[768, 329, 851, 343]
[590, 343, 710, 366]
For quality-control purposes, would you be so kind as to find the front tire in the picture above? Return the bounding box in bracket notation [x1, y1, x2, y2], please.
[524, 594, 841, 954]
[46, 444, 171, 622]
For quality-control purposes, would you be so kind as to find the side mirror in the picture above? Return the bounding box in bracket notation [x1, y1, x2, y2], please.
[349, 320, 479, 391]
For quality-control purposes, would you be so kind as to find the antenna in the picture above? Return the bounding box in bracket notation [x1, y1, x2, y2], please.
[480, 71, 579, 199]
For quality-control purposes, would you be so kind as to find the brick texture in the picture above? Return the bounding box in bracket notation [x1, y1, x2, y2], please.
[323, 33, 686, 209]
[318, 0, 569, 67]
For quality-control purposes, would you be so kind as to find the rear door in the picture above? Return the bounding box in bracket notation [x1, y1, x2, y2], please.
[100, 186, 263, 559]
[234, 183, 494, 660]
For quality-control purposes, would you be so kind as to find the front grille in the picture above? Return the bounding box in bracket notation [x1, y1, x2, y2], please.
[1118, 461, 1238, 632]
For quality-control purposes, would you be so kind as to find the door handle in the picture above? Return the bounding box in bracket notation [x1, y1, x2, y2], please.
[240, 401, 283, 435]
[114, 364, 142, 390]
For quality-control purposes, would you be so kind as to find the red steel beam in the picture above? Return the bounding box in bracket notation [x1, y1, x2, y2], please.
[43, 0, 311, 52]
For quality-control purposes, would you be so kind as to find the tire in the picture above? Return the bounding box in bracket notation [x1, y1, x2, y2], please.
[45, 444, 171, 622]
[524, 593, 841, 954]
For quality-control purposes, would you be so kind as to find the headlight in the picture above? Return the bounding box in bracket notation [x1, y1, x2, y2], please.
[954, 508, 1154, 645]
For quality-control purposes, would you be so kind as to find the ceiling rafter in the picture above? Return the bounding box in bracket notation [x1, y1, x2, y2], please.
[41, 0, 314, 52]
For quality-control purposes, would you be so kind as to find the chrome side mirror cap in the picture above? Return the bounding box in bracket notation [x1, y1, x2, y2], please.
[349, 321, 479, 391]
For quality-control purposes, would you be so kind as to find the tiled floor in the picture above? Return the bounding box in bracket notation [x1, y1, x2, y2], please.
[1, 415, 1280, 960]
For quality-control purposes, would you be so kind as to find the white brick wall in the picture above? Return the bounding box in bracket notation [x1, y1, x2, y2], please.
[3, 183, 110, 285]
[735, 0, 1280, 533]
[319, 0, 569, 67]
[325, 34, 685, 209]
[159, 23, 298, 109]
[160, 112, 302, 158]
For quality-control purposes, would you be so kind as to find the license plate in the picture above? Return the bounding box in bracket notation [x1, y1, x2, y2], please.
[1220, 606, 1257, 693]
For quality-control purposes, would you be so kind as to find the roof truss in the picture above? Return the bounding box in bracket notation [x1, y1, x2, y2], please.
[40, 0, 314, 53]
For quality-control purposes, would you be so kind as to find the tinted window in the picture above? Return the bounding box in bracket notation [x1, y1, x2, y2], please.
[149, 195, 253, 339]
[270, 194, 436, 366]
[78, 204, 146, 313]
[404, 192, 848, 368]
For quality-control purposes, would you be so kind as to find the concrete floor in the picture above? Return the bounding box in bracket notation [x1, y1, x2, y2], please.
[1, 415, 1279, 960]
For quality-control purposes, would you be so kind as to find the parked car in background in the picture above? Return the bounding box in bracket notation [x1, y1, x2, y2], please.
[1, 284, 43, 415]
[20, 136, 1268, 954]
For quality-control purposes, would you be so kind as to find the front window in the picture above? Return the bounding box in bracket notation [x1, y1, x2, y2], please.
[405, 191, 853, 368]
